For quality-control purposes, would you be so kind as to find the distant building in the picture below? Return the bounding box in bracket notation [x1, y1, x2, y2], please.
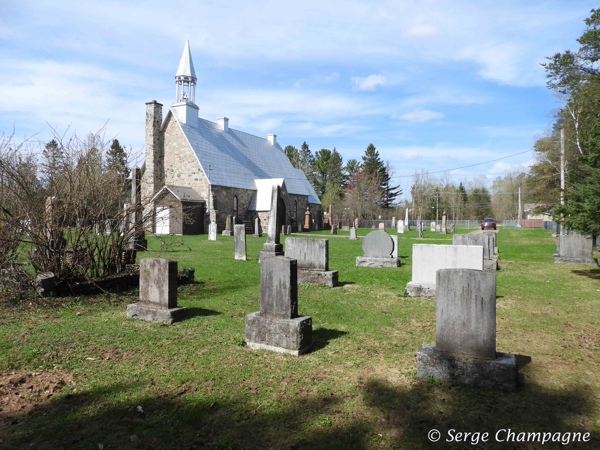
[141, 41, 320, 235]
[523, 203, 553, 221]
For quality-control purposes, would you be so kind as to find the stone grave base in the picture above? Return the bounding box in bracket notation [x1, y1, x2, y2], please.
[356, 256, 400, 268]
[484, 259, 498, 270]
[222, 231, 232, 236]
[244, 312, 312, 356]
[298, 269, 339, 287]
[127, 303, 188, 324]
[553, 254, 597, 266]
[494, 247, 499, 254]
[405, 282, 435, 298]
[259, 250, 284, 262]
[416, 344, 518, 391]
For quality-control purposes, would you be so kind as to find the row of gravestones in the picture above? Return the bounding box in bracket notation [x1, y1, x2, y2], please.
[127, 254, 519, 390]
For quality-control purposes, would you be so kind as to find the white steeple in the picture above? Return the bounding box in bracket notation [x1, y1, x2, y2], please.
[175, 40, 197, 105]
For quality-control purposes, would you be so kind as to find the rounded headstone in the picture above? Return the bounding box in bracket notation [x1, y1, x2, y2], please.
[362, 230, 394, 257]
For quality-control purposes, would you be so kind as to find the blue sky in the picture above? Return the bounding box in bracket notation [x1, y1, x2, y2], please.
[0, 0, 595, 197]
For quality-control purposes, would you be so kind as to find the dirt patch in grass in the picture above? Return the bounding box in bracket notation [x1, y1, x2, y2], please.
[0, 369, 76, 430]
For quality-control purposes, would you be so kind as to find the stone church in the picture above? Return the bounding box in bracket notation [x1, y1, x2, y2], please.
[141, 41, 320, 235]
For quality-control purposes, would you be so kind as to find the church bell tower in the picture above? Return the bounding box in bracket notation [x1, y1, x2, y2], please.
[172, 40, 199, 126]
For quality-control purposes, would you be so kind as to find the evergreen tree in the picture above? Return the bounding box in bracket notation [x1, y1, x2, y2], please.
[106, 139, 129, 179]
[469, 187, 493, 219]
[381, 161, 401, 208]
[362, 143, 384, 177]
[284, 145, 299, 167]
[314, 148, 344, 200]
[554, 108, 600, 236]
[344, 159, 361, 182]
[298, 142, 316, 187]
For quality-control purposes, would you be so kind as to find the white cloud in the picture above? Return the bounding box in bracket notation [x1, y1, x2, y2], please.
[351, 74, 386, 91]
[400, 109, 444, 123]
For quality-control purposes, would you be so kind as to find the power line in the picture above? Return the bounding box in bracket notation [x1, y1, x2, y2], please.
[391, 150, 533, 179]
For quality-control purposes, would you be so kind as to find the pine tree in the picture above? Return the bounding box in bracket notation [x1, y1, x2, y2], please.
[298, 142, 316, 187]
[381, 161, 401, 208]
[362, 143, 384, 177]
[284, 145, 299, 167]
[106, 139, 129, 179]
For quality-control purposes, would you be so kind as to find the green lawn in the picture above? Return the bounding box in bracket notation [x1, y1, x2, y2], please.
[0, 229, 598, 449]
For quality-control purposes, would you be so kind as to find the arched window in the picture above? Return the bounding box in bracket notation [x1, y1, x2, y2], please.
[293, 201, 297, 219]
[233, 195, 238, 220]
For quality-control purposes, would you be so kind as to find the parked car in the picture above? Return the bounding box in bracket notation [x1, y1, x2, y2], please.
[481, 218, 497, 230]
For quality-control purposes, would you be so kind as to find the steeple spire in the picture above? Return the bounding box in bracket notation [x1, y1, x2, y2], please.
[175, 40, 197, 104]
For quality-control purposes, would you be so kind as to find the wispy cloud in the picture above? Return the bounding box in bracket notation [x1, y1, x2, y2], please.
[400, 109, 444, 123]
[351, 74, 386, 91]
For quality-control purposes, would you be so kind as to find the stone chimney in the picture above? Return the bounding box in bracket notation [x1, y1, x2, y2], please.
[267, 134, 277, 146]
[144, 100, 164, 198]
[217, 117, 229, 132]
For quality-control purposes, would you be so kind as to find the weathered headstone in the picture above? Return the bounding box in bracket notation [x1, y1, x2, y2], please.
[397, 219, 404, 234]
[297, 221, 302, 232]
[418, 221, 424, 239]
[356, 230, 400, 267]
[331, 223, 337, 235]
[285, 238, 338, 287]
[416, 269, 518, 391]
[405, 209, 410, 231]
[553, 232, 597, 265]
[127, 258, 187, 323]
[391, 217, 396, 228]
[245, 256, 312, 355]
[260, 185, 284, 261]
[354, 218, 359, 229]
[450, 223, 456, 233]
[208, 221, 217, 240]
[222, 215, 233, 236]
[303, 207, 312, 231]
[379, 223, 385, 230]
[349, 227, 358, 240]
[406, 244, 484, 297]
[453, 234, 497, 270]
[371, 225, 376, 230]
[254, 217, 262, 237]
[431, 221, 435, 232]
[341, 225, 349, 231]
[435, 224, 441, 232]
[287, 225, 291, 235]
[234, 224, 247, 260]
[441, 212, 447, 234]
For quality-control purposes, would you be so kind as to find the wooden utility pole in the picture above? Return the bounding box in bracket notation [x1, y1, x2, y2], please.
[518, 187, 522, 220]
[436, 192, 439, 225]
[560, 128, 565, 234]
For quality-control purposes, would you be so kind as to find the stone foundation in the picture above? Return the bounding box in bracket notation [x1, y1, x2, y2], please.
[405, 282, 435, 298]
[553, 254, 597, 266]
[484, 258, 498, 270]
[416, 344, 518, 391]
[298, 269, 338, 287]
[244, 312, 312, 356]
[356, 256, 400, 268]
[127, 303, 188, 324]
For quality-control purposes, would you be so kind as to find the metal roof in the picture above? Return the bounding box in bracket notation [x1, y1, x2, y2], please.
[176, 40, 196, 79]
[173, 111, 320, 204]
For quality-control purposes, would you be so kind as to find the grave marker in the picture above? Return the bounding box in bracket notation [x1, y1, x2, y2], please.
[356, 230, 400, 268]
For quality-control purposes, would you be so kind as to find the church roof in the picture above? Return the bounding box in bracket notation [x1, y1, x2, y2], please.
[176, 40, 196, 79]
[150, 185, 204, 203]
[171, 111, 320, 204]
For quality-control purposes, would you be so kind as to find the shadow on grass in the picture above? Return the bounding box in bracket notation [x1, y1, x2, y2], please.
[336, 281, 355, 287]
[4, 374, 597, 450]
[311, 328, 348, 352]
[186, 307, 222, 319]
[571, 268, 600, 280]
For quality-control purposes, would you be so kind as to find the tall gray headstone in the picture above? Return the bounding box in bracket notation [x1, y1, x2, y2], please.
[349, 227, 358, 240]
[245, 256, 312, 355]
[431, 221, 435, 232]
[416, 269, 518, 391]
[260, 185, 284, 260]
[234, 224, 247, 260]
[222, 215, 233, 236]
[254, 217, 262, 237]
[391, 217, 396, 228]
[453, 233, 497, 270]
[127, 258, 187, 323]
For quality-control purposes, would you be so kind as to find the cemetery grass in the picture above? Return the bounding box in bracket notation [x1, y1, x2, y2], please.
[0, 230, 598, 449]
